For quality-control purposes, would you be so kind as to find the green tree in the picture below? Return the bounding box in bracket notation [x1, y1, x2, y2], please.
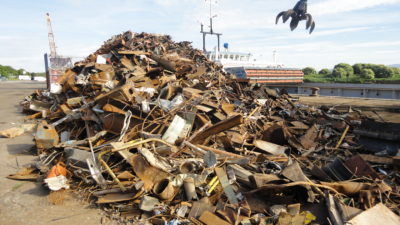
[352, 64, 396, 78]
[332, 67, 347, 78]
[17, 69, 24, 75]
[394, 68, 400, 76]
[0, 64, 31, 78]
[334, 63, 354, 78]
[318, 68, 330, 75]
[302, 67, 317, 75]
[373, 65, 395, 78]
[353, 63, 366, 75]
[0, 65, 16, 78]
[361, 68, 375, 79]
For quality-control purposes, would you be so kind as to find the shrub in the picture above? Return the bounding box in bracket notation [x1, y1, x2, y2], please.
[353, 63, 366, 75]
[332, 67, 347, 78]
[302, 67, 317, 75]
[334, 63, 354, 77]
[373, 65, 395, 78]
[318, 68, 330, 75]
[353, 64, 395, 78]
[395, 68, 400, 76]
[361, 68, 375, 79]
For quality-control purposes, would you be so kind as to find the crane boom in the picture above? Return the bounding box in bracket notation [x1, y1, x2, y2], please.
[43, 13, 72, 89]
[45, 13, 57, 58]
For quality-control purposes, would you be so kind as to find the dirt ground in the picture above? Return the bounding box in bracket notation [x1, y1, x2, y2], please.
[297, 95, 400, 123]
[0, 82, 399, 225]
[0, 81, 103, 225]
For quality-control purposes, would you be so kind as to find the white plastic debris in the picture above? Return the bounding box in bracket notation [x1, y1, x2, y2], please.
[96, 54, 107, 64]
[44, 175, 70, 191]
[50, 83, 62, 94]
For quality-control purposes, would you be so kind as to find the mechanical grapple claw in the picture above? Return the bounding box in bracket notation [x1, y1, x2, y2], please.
[276, 0, 316, 34]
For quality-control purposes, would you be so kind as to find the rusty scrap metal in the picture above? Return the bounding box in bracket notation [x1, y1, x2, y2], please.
[8, 31, 400, 224]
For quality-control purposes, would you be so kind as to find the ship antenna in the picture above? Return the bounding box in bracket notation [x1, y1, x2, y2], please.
[201, 0, 222, 52]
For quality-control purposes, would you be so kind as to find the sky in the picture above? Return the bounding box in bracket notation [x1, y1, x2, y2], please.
[0, 0, 399, 72]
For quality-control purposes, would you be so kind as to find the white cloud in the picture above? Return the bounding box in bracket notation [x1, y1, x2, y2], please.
[345, 40, 400, 48]
[310, 0, 400, 15]
[312, 27, 369, 36]
[0, 36, 26, 41]
[154, 0, 196, 6]
[1, 0, 400, 72]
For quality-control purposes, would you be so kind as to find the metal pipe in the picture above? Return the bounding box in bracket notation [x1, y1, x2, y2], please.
[98, 150, 126, 192]
[111, 138, 176, 152]
[217, 34, 220, 52]
[44, 53, 50, 89]
[335, 125, 350, 149]
[203, 33, 206, 52]
[184, 177, 198, 200]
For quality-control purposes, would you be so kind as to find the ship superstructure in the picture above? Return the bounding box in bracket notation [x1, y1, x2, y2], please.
[200, 2, 303, 84]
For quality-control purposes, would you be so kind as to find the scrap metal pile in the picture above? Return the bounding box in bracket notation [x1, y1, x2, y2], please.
[6, 31, 400, 224]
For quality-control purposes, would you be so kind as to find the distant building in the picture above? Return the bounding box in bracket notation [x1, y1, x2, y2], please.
[18, 75, 46, 81]
[34, 77, 46, 81]
[18, 75, 31, 80]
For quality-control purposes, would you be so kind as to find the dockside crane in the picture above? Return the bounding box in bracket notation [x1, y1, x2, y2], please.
[44, 13, 72, 89]
[45, 13, 57, 58]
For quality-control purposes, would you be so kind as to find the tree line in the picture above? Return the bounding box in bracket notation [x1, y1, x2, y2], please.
[0, 64, 46, 78]
[0, 64, 25, 78]
[302, 63, 400, 80]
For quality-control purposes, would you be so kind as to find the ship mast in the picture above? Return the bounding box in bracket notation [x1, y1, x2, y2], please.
[200, 0, 222, 52]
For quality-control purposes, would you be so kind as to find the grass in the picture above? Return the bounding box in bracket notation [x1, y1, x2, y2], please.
[373, 75, 400, 84]
[304, 74, 400, 84]
[5, 76, 19, 81]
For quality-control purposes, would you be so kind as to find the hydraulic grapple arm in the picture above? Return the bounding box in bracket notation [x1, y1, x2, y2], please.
[276, 0, 316, 34]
